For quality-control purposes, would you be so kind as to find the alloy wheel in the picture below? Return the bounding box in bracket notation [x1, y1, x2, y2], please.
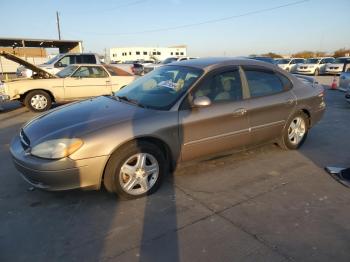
[288, 116, 306, 145]
[119, 153, 159, 196]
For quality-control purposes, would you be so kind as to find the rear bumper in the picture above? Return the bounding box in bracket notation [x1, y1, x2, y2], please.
[10, 135, 109, 191]
[310, 107, 326, 128]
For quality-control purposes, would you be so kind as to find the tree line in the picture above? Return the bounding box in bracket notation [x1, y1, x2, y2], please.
[252, 48, 350, 58]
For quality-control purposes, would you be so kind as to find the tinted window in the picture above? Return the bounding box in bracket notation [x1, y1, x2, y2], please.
[194, 70, 242, 103]
[277, 73, 293, 90]
[245, 69, 285, 97]
[82, 55, 96, 64]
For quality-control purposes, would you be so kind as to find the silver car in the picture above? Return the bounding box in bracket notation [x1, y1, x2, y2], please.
[325, 57, 350, 75]
[10, 58, 326, 199]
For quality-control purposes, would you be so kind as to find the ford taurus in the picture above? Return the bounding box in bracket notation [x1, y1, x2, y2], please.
[10, 58, 326, 199]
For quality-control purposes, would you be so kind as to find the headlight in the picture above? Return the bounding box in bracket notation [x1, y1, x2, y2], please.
[0, 82, 5, 94]
[31, 138, 83, 159]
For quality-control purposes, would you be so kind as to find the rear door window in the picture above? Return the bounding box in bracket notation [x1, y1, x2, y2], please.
[244, 69, 286, 98]
[82, 55, 97, 64]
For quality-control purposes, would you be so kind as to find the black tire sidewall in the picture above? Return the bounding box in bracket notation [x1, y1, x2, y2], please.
[282, 112, 309, 150]
[24, 90, 52, 112]
[104, 141, 166, 200]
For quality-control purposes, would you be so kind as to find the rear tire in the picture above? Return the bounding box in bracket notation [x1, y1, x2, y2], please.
[24, 90, 52, 112]
[103, 141, 166, 200]
[278, 111, 309, 150]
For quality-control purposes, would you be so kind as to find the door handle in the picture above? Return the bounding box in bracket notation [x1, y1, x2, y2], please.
[233, 108, 247, 117]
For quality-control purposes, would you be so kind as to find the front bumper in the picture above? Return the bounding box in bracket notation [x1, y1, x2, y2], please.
[296, 70, 314, 75]
[325, 69, 342, 74]
[0, 94, 10, 102]
[10, 134, 109, 191]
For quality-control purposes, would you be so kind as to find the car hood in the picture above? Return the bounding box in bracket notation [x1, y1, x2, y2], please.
[22, 96, 149, 145]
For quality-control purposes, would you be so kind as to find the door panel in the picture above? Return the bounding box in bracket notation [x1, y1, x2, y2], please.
[179, 102, 250, 161]
[246, 91, 295, 145]
[178, 68, 250, 161]
[242, 68, 296, 145]
[63, 66, 111, 100]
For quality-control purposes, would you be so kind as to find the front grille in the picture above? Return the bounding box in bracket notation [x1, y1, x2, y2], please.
[20, 129, 30, 150]
[330, 67, 339, 70]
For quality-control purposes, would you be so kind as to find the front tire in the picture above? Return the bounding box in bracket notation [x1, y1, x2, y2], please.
[278, 112, 309, 150]
[103, 141, 166, 200]
[24, 90, 52, 112]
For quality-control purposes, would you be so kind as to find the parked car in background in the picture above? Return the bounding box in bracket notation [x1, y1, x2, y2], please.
[345, 89, 350, 103]
[248, 56, 276, 64]
[111, 60, 156, 76]
[143, 57, 197, 74]
[296, 57, 335, 75]
[325, 57, 350, 75]
[277, 58, 305, 73]
[9, 58, 325, 199]
[1, 64, 136, 112]
[16, 53, 102, 78]
[339, 68, 350, 92]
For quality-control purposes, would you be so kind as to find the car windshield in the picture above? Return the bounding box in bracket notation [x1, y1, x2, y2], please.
[43, 54, 64, 65]
[277, 59, 291, 64]
[162, 57, 179, 64]
[305, 58, 319, 64]
[333, 58, 350, 64]
[56, 65, 79, 78]
[115, 65, 203, 110]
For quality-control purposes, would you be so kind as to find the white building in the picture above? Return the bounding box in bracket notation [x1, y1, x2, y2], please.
[109, 46, 187, 63]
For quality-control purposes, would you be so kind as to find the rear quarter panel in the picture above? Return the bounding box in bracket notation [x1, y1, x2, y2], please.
[291, 77, 325, 127]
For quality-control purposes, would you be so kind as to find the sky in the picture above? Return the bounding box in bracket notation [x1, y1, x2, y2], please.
[1, 0, 349, 56]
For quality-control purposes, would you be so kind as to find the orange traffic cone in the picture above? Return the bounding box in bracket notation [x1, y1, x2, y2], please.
[331, 77, 337, 90]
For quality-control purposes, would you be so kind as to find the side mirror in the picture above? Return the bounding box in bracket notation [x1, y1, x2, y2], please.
[192, 96, 211, 107]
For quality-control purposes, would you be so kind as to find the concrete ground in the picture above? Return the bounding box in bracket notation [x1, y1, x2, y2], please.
[0, 77, 349, 262]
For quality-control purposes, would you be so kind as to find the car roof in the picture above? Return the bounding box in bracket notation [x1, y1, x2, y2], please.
[169, 57, 279, 72]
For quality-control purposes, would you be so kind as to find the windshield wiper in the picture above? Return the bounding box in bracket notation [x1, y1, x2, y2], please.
[114, 95, 146, 108]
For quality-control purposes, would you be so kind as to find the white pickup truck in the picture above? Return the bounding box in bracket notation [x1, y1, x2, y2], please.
[17, 53, 102, 78]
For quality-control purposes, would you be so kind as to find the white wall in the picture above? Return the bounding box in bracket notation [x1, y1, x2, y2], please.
[109, 46, 187, 63]
[0, 57, 49, 73]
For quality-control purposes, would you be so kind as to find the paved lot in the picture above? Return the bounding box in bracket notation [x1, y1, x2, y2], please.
[0, 77, 350, 262]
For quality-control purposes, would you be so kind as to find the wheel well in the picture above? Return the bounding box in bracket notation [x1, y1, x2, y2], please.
[300, 109, 311, 126]
[20, 89, 55, 102]
[101, 136, 174, 185]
